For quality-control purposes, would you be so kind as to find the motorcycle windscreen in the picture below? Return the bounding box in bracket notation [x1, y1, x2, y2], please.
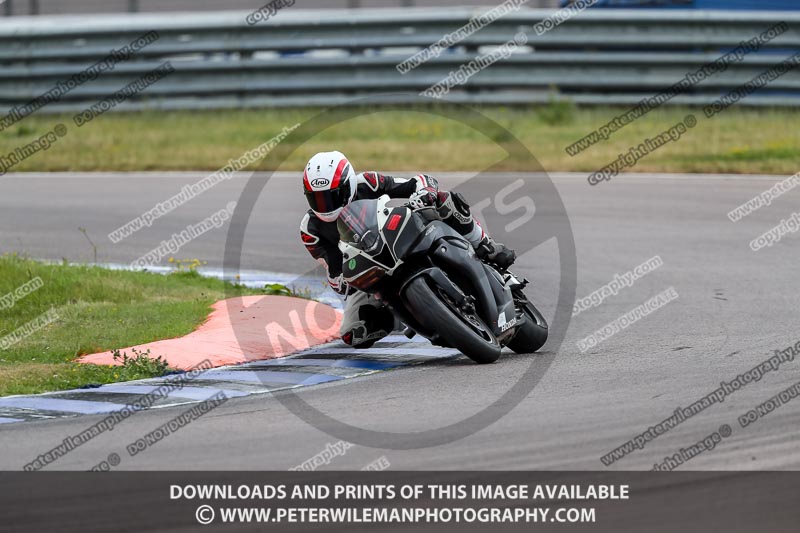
[337, 199, 382, 253]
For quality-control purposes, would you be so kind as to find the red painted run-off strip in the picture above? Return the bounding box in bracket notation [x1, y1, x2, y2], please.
[79, 295, 342, 370]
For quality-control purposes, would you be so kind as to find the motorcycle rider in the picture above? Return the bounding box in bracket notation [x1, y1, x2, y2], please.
[300, 150, 515, 348]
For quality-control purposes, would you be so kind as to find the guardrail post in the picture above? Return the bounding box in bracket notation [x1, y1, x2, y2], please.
[127, 0, 138, 13]
[29, 0, 37, 15]
[3, 0, 11, 17]
[348, 0, 360, 7]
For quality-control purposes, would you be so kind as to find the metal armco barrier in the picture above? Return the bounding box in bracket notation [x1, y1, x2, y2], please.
[0, 8, 799, 114]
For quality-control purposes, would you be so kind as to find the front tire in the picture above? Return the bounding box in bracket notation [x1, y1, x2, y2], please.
[404, 277, 501, 364]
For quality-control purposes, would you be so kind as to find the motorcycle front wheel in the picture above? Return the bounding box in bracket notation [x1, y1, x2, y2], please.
[404, 276, 501, 364]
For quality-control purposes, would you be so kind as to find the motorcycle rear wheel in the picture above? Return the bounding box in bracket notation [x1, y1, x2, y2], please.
[507, 292, 549, 354]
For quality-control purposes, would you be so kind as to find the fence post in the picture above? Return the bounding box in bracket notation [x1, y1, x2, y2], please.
[3, 0, 12, 17]
[127, 0, 138, 13]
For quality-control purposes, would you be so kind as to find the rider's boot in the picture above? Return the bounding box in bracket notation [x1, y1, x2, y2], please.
[476, 235, 516, 271]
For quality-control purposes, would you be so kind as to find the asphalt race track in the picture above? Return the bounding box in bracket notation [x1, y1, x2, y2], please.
[0, 171, 798, 471]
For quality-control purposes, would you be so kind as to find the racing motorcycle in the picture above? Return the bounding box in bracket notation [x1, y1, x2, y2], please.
[337, 195, 548, 364]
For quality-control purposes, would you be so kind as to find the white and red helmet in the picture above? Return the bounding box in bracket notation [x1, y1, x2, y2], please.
[303, 151, 356, 222]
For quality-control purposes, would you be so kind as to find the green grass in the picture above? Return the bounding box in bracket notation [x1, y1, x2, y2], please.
[1, 104, 798, 174]
[0, 254, 262, 397]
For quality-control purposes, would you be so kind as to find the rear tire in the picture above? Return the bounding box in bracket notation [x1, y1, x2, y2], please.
[507, 296, 549, 354]
[404, 277, 501, 364]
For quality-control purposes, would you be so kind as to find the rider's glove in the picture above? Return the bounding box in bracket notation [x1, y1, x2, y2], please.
[407, 187, 440, 211]
[329, 274, 349, 295]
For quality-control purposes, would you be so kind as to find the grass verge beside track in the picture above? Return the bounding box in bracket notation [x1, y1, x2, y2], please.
[0, 255, 262, 397]
[1, 105, 798, 174]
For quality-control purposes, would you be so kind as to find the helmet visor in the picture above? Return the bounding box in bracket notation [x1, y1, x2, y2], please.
[304, 179, 352, 215]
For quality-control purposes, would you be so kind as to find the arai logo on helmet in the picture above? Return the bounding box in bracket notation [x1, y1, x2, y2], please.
[311, 178, 330, 188]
